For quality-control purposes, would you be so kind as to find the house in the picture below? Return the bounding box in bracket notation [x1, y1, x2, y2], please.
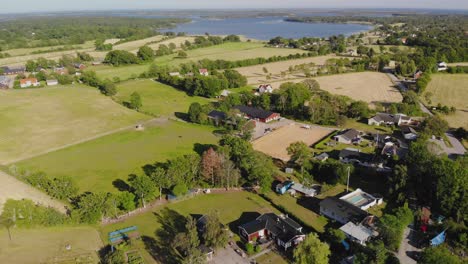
[319, 197, 368, 224]
[315, 153, 329, 162]
[54, 67, 67, 75]
[339, 148, 363, 164]
[46, 79, 59, 86]
[339, 188, 383, 211]
[73, 63, 86, 70]
[401, 125, 418, 140]
[257, 84, 273, 94]
[0, 76, 11, 89]
[207, 110, 227, 125]
[333, 129, 361, 144]
[347, 49, 358, 56]
[414, 70, 423, 79]
[238, 213, 305, 251]
[276, 181, 294, 194]
[368, 113, 413, 126]
[289, 183, 319, 197]
[233, 105, 280, 123]
[199, 68, 209, 76]
[437, 62, 448, 71]
[1, 66, 26, 75]
[169, 72, 180, 77]
[20, 78, 40, 88]
[339, 222, 375, 245]
[381, 142, 398, 157]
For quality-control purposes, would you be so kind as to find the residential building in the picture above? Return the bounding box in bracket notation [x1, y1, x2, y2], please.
[20, 78, 40, 88]
[368, 113, 413, 126]
[315, 153, 329, 162]
[199, 68, 209, 76]
[339, 222, 375, 245]
[238, 213, 305, 251]
[46, 79, 59, 86]
[257, 84, 273, 94]
[233, 105, 280, 123]
[339, 188, 383, 211]
[1, 66, 26, 75]
[333, 129, 361, 144]
[289, 183, 319, 197]
[0, 76, 11, 89]
[207, 110, 227, 125]
[319, 197, 368, 224]
[73, 63, 86, 70]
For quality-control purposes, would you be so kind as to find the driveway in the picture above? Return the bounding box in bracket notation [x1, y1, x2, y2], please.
[210, 247, 249, 264]
[396, 226, 422, 264]
[252, 118, 293, 140]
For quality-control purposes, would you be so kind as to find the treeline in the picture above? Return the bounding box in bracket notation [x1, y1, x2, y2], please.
[0, 17, 188, 50]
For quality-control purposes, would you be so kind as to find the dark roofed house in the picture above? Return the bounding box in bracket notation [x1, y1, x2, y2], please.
[233, 105, 280, 123]
[368, 113, 397, 126]
[319, 197, 368, 224]
[207, 110, 227, 125]
[238, 213, 305, 251]
[1, 66, 26, 75]
[73, 63, 86, 70]
[0, 76, 11, 89]
[333, 129, 361, 144]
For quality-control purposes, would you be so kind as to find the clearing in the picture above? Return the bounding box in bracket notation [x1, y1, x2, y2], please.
[0, 85, 148, 165]
[16, 120, 217, 193]
[423, 74, 468, 129]
[100, 192, 279, 264]
[115, 79, 211, 117]
[253, 123, 334, 161]
[0, 226, 103, 264]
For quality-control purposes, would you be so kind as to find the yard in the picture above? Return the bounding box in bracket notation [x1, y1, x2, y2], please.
[0, 226, 103, 264]
[115, 79, 211, 117]
[99, 192, 279, 263]
[15, 120, 217, 193]
[0, 85, 148, 165]
[252, 123, 335, 161]
[423, 74, 468, 129]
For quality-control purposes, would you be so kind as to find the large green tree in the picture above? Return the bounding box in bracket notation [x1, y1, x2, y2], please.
[128, 174, 158, 208]
[293, 233, 330, 264]
[137, 45, 155, 61]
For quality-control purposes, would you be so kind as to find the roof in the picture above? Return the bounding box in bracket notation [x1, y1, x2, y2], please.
[20, 78, 38, 84]
[258, 84, 272, 89]
[1, 66, 25, 74]
[371, 113, 396, 123]
[339, 148, 361, 159]
[315, 153, 329, 161]
[339, 222, 373, 242]
[0, 76, 10, 83]
[239, 218, 267, 235]
[208, 110, 227, 120]
[401, 126, 417, 134]
[199, 68, 209, 73]
[290, 183, 318, 196]
[320, 197, 368, 224]
[46, 79, 58, 83]
[239, 213, 304, 243]
[233, 105, 277, 120]
[336, 129, 360, 141]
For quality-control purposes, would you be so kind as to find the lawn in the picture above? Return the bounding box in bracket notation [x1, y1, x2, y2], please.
[16, 120, 217, 193]
[115, 79, 211, 117]
[0, 226, 103, 264]
[423, 74, 468, 129]
[100, 192, 279, 263]
[0, 85, 148, 164]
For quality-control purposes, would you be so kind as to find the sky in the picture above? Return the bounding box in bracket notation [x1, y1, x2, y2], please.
[1, 0, 467, 14]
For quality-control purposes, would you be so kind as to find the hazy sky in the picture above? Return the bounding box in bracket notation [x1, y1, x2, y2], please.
[1, 0, 467, 14]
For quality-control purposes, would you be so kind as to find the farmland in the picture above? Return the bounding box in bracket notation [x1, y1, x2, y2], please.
[253, 123, 334, 161]
[0, 227, 103, 264]
[0, 85, 148, 164]
[100, 192, 279, 263]
[423, 74, 468, 129]
[16, 120, 217, 193]
[115, 79, 211, 117]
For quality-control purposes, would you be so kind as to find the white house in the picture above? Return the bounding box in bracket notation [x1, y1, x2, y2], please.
[46, 79, 59, 86]
[20, 78, 40, 88]
[339, 222, 375, 245]
[340, 188, 383, 211]
[257, 84, 273, 94]
[169, 72, 180, 77]
[199, 68, 209, 76]
[368, 113, 412, 126]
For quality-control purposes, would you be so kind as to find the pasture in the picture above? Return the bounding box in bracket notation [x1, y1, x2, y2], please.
[0, 227, 103, 264]
[0, 85, 148, 164]
[423, 74, 468, 129]
[16, 120, 217, 193]
[115, 79, 211, 117]
[100, 192, 278, 263]
[112, 35, 166, 52]
[253, 123, 334, 161]
[3, 41, 95, 57]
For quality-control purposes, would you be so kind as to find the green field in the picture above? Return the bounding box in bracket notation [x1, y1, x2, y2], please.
[115, 79, 211, 117]
[100, 192, 279, 263]
[93, 42, 306, 80]
[0, 226, 102, 264]
[3, 41, 95, 57]
[423, 74, 468, 129]
[16, 120, 217, 192]
[0, 85, 148, 164]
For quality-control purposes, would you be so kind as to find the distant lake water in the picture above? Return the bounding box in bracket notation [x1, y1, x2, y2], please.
[164, 17, 373, 40]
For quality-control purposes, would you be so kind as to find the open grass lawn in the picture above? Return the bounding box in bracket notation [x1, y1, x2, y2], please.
[0, 85, 148, 164]
[100, 192, 279, 263]
[423, 74, 468, 129]
[0, 226, 103, 264]
[93, 42, 306, 80]
[115, 79, 211, 117]
[16, 120, 217, 193]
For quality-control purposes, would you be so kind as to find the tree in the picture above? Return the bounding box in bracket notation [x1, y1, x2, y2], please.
[173, 217, 206, 264]
[422, 115, 448, 137]
[287, 142, 312, 178]
[172, 183, 189, 197]
[388, 165, 408, 205]
[73, 192, 106, 224]
[100, 81, 117, 96]
[129, 92, 142, 111]
[357, 45, 369, 57]
[201, 148, 222, 186]
[104, 50, 139, 66]
[0, 216, 14, 241]
[178, 50, 188, 58]
[302, 79, 320, 91]
[128, 174, 157, 208]
[419, 246, 461, 264]
[325, 227, 345, 244]
[47, 176, 79, 200]
[348, 101, 369, 119]
[150, 167, 171, 201]
[137, 45, 154, 61]
[293, 233, 330, 264]
[203, 211, 228, 249]
[188, 102, 203, 123]
[117, 191, 136, 212]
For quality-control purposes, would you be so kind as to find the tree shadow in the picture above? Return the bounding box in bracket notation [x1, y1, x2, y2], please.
[142, 162, 168, 177]
[112, 179, 130, 192]
[193, 143, 218, 155]
[227, 211, 261, 234]
[174, 112, 189, 121]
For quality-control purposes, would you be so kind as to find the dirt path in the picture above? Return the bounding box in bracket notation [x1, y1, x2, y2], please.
[0, 170, 66, 213]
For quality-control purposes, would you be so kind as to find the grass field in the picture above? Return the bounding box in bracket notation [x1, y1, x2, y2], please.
[0, 226, 102, 264]
[113, 35, 166, 52]
[253, 123, 334, 161]
[0, 85, 148, 164]
[135, 36, 195, 53]
[16, 120, 217, 192]
[93, 42, 307, 80]
[100, 192, 279, 263]
[423, 74, 468, 129]
[4, 41, 95, 57]
[115, 79, 211, 117]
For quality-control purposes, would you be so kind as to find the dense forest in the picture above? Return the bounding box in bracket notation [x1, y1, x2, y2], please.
[0, 17, 188, 50]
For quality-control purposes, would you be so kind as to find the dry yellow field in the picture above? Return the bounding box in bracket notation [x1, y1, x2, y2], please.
[113, 35, 166, 52]
[140, 36, 195, 53]
[253, 123, 334, 161]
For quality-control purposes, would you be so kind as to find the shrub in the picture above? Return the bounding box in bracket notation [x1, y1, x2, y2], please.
[245, 243, 254, 255]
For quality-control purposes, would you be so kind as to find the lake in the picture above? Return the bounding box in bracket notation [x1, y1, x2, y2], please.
[164, 16, 373, 40]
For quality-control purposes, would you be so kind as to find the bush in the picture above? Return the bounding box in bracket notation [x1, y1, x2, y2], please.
[255, 245, 262, 253]
[172, 183, 188, 197]
[245, 243, 254, 255]
[1, 199, 68, 228]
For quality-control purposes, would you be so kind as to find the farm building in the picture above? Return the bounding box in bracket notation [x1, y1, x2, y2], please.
[233, 105, 280, 123]
[20, 78, 40, 88]
[1, 66, 26, 75]
[339, 188, 383, 211]
[333, 129, 361, 144]
[0, 76, 11, 89]
[319, 197, 369, 225]
[199, 68, 209, 76]
[339, 222, 375, 245]
[238, 213, 305, 251]
[46, 79, 59, 86]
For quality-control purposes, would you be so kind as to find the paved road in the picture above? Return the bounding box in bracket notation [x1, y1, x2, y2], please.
[385, 70, 407, 92]
[396, 226, 421, 264]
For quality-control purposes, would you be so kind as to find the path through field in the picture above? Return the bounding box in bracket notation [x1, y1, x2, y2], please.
[0, 170, 66, 213]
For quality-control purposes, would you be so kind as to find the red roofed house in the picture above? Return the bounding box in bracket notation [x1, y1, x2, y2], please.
[199, 68, 209, 76]
[20, 78, 40, 88]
